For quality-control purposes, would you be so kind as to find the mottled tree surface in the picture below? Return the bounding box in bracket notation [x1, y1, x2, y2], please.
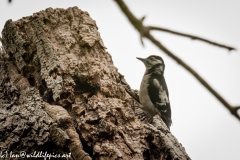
[0, 7, 190, 160]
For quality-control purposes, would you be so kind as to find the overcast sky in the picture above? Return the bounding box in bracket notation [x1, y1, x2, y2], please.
[1, 0, 240, 159]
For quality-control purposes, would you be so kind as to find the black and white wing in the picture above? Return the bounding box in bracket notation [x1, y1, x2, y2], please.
[148, 73, 172, 128]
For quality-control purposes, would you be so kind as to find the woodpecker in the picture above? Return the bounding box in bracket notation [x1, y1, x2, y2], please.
[137, 55, 172, 129]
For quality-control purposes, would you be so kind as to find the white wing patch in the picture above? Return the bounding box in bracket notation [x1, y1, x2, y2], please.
[153, 79, 169, 106]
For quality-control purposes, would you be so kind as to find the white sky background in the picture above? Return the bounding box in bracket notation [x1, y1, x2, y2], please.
[1, 0, 240, 159]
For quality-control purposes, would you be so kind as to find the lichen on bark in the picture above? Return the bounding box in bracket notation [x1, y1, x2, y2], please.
[0, 6, 190, 160]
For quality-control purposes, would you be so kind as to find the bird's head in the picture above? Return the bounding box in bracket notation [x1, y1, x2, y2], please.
[137, 55, 165, 74]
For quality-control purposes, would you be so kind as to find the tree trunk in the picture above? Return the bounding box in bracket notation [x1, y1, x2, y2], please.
[0, 6, 190, 160]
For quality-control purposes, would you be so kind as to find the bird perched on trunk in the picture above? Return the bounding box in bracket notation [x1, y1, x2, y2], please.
[137, 55, 172, 129]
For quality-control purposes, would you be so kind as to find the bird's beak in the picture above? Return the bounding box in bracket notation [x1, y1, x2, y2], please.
[136, 57, 145, 62]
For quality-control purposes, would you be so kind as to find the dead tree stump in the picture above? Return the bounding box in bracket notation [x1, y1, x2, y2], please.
[0, 6, 190, 160]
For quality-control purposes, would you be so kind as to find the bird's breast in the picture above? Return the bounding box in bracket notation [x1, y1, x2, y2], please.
[139, 74, 157, 116]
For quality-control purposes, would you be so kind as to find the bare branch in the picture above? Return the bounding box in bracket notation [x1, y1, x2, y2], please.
[140, 16, 146, 23]
[148, 26, 236, 51]
[234, 106, 240, 110]
[115, 0, 240, 121]
[140, 33, 145, 46]
[230, 106, 240, 119]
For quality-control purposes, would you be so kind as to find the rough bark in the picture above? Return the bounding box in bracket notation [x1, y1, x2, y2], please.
[0, 6, 190, 160]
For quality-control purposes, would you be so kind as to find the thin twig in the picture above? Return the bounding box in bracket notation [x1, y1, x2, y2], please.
[148, 26, 236, 51]
[114, 0, 240, 121]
